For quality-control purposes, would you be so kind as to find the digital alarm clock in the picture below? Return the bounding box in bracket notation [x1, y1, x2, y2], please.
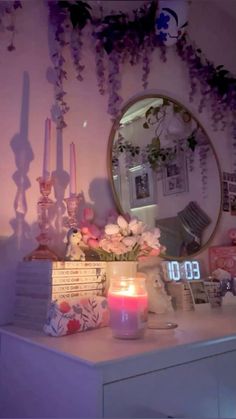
[161, 260, 201, 281]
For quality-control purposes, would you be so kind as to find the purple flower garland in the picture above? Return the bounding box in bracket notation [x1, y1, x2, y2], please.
[48, 1, 70, 130]
[0, 1, 22, 51]
[47, 0, 236, 133]
[176, 34, 236, 130]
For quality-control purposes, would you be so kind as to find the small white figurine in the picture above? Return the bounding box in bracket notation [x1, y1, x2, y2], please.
[65, 228, 86, 261]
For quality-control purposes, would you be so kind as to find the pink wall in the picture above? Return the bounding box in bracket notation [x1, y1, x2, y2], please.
[0, 0, 235, 323]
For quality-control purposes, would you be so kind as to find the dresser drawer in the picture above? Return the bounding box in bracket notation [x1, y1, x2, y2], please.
[104, 357, 218, 418]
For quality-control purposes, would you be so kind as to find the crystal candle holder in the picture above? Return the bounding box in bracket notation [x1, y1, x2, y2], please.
[24, 177, 58, 261]
[64, 195, 80, 229]
[108, 276, 148, 339]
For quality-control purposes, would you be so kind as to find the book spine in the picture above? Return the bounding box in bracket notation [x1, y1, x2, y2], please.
[16, 282, 104, 295]
[51, 290, 103, 299]
[16, 289, 104, 299]
[18, 261, 107, 270]
[18, 268, 107, 278]
[17, 274, 106, 285]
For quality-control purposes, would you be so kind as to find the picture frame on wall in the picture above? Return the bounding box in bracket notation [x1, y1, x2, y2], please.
[162, 151, 188, 196]
[129, 165, 156, 209]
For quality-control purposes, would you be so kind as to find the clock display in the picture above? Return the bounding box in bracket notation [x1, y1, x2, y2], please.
[161, 260, 200, 281]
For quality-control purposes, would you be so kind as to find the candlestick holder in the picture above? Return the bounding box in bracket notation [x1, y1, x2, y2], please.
[24, 177, 58, 261]
[64, 195, 80, 228]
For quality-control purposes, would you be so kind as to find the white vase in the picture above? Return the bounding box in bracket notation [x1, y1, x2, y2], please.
[105, 261, 138, 295]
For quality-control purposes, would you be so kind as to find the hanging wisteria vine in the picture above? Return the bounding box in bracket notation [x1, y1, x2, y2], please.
[176, 34, 236, 130]
[46, 0, 236, 133]
[0, 1, 22, 51]
[4, 0, 235, 135]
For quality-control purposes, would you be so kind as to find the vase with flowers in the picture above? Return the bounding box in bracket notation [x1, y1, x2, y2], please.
[85, 214, 164, 294]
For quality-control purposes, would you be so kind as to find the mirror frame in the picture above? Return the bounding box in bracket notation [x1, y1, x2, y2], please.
[107, 93, 223, 260]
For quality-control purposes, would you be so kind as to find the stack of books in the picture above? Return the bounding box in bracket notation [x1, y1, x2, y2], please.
[166, 282, 194, 311]
[14, 260, 107, 330]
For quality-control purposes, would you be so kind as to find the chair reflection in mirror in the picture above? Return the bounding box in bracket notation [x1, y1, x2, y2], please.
[156, 201, 211, 257]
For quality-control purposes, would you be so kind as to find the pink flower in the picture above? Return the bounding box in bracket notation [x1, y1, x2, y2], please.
[59, 301, 71, 314]
[81, 225, 89, 234]
[83, 207, 94, 222]
[88, 238, 100, 248]
[67, 319, 81, 334]
[87, 224, 101, 239]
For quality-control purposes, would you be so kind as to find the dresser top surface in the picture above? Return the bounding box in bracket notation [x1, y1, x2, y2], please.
[1, 305, 236, 370]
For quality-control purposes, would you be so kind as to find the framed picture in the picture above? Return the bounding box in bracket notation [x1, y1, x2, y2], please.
[162, 151, 188, 195]
[189, 280, 210, 311]
[129, 165, 156, 209]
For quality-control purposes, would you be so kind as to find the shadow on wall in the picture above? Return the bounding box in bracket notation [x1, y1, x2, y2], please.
[0, 72, 35, 324]
[51, 128, 70, 258]
[9, 71, 34, 260]
[88, 177, 116, 224]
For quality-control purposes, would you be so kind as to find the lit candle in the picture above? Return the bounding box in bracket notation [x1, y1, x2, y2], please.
[69, 142, 77, 196]
[42, 118, 51, 180]
[108, 277, 148, 339]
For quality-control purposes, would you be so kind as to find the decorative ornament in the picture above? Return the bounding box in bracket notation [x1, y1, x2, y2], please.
[156, 0, 189, 46]
[65, 227, 86, 261]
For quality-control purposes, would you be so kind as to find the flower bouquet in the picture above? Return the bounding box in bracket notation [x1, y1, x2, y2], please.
[84, 214, 164, 261]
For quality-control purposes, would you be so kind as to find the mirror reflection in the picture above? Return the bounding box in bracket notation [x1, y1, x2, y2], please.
[108, 95, 222, 259]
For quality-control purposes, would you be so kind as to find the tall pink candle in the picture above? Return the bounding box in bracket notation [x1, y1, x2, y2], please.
[108, 278, 148, 339]
[42, 118, 51, 180]
[70, 142, 77, 196]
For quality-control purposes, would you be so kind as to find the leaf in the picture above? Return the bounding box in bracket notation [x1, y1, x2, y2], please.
[218, 69, 229, 77]
[145, 106, 154, 119]
[187, 133, 198, 151]
[162, 98, 170, 107]
[173, 104, 181, 113]
[151, 137, 160, 151]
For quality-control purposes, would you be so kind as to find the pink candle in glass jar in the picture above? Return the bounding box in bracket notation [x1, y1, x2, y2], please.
[108, 277, 148, 339]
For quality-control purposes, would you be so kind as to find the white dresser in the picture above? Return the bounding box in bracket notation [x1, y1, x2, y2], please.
[1, 306, 236, 418]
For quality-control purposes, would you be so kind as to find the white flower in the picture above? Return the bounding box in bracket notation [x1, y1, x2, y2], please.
[141, 230, 160, 249]
[105, 224, 120, 235]
[122, 236, 138, 248]
[129, 219, 145, 235]
[117, 215, 130, 236]
[117, 215, 128, 230]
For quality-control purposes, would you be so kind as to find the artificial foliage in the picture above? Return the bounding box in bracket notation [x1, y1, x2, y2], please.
[46, 0, 236, 133]
[2, 0, 235, 134]
[0, 1, 22, 51]
[176, 34, 236, 129]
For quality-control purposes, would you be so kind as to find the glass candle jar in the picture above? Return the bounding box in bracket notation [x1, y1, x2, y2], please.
[108, 276, 148, 339]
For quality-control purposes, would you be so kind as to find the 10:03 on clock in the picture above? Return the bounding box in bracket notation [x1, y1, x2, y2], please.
[161, 260, 201, 281]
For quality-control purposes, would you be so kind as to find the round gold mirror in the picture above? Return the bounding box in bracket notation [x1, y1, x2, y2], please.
[108, 94, 222, 259]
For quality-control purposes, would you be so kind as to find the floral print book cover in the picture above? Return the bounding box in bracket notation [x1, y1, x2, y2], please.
[44, 296, 109, 337]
